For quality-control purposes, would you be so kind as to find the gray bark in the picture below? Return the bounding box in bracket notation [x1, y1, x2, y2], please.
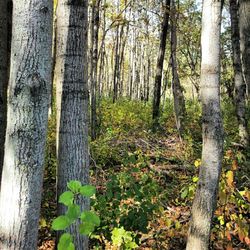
[186, 0, 223, 249]
[0, 0, 53, 249]
[55, 0, 89, 249]
[239, 0, 250, 96]
[170, 0, 186, 137]
[0, 0, 8, 182]
[230, 0, 249, 146]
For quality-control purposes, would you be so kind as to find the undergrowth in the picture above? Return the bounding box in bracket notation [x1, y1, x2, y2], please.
[39, 98, 250, 250]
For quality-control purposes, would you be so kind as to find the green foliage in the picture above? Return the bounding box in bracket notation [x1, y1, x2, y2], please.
[58, 233, 75, 250]
[111, 227, 138, 249]
[92, 150, 166, 246]
[52, 181, 100, 250]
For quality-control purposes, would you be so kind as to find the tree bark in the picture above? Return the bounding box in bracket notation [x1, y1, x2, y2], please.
[55, 0, 89, 249]
[0, 0, 53, 249]
[170, 0, 186, 137]
[230, 0, 249, 146]
[186, 0, 223, 249]
[152, 0, 171, 128]
[239, 0, 250, 96]
[0, 0, 9, 183]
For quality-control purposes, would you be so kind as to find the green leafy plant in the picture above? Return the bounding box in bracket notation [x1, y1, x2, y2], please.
[111, 227, 138, 249]
[52, 181, 100, 250]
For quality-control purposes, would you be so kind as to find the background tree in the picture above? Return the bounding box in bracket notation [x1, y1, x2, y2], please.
[90, 0, 101, 140]
[170, 0, 186, 136]
[0, 0, 53, 248]
[186, 0, 224, 249]
[152, 0, 171, 128]
[55, 0, 89, 248]
[239, 0, 250, 96]
[230, 0, 249, 146]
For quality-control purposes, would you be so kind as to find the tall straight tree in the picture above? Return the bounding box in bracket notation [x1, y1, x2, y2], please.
[186, 0, 223, 249]
[0, 0, 8, 182]
[0, 0, 53, 249]
[170, 0, 185, 137]
[90, 0, 101, 140]
[230, 0, 249, 146]
[55, 0, 89, 248]
[239, 0, 250, 96]
[152, 0, 171, 128]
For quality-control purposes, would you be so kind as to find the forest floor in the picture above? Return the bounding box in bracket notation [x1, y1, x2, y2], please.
[38, 99, 250, 250]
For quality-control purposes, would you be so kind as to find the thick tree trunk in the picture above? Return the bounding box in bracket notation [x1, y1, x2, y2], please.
[90, 0, 101, 140]
[0, 0, 8, 183]
[0, 0, 53, 249]
[55, 0, 89, 249]
[230, 0, 249, 146]
[152, 0, 171, 128]
[239, 0, 250, 96]
[171, 0, 186, 137]
[186, 0, 223, 249]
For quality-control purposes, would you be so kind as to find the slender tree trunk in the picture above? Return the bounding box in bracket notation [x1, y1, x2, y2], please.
[98, 0, 106, 97]
[152, 0, 171, 128]
[230, 0, 249, 146]
[0, 0, 53, 249]
[55, 0, 89, 249]
[90, 0, 101, 140]
[186, 1, 223, 249]
[239, 0, 250, 96]
[113, 25, 120, 103]
[0, 0, 9, 183]
[171, 0, 185, 137]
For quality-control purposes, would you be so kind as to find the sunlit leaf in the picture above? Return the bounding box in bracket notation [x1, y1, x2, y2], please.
[59, 191, 74, 206]
[52, 216, 71, 230]
[226, 171, 234, 188]
[67, 180, 82, 193]
[80, 185, 96, 197]
[181, 188, 188, 199]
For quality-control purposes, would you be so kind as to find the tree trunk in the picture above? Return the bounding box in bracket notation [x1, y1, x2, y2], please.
[0, 0, 53, 249]
[152, 0, 171, 128]
[239, 0, 250, 96]
[55, 0, 89, 249]
[171, 0, 186, 137]
[90, 0, 101, 140]
[113, 25, 120, 103]
[230, 0, 249, 146]
[0, 0, 9, 183]
[186, 0, 223, 249]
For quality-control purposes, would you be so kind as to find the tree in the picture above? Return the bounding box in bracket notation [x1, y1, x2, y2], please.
[230, 0, 249, 146]
[55, 0, 89, 249]
[90, 0, 101, 140]
[0, 0, 53, 248]
[170, 0, 186, 137]
[186, 0, 223, 249]
[0, 0, 8, 183]
[239, 0, 250, 96]
[152, 0, 171, 128]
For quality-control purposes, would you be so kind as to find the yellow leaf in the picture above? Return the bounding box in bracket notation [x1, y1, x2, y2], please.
[232, 160, 238, 170]
[165, 218, 172, 228]
[245, 236, 250, 245]
[175, 221, 181, 229]
[226, 171, 234, 188]
[39, 218, 47, 228]
[194, 159, 201, 168]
